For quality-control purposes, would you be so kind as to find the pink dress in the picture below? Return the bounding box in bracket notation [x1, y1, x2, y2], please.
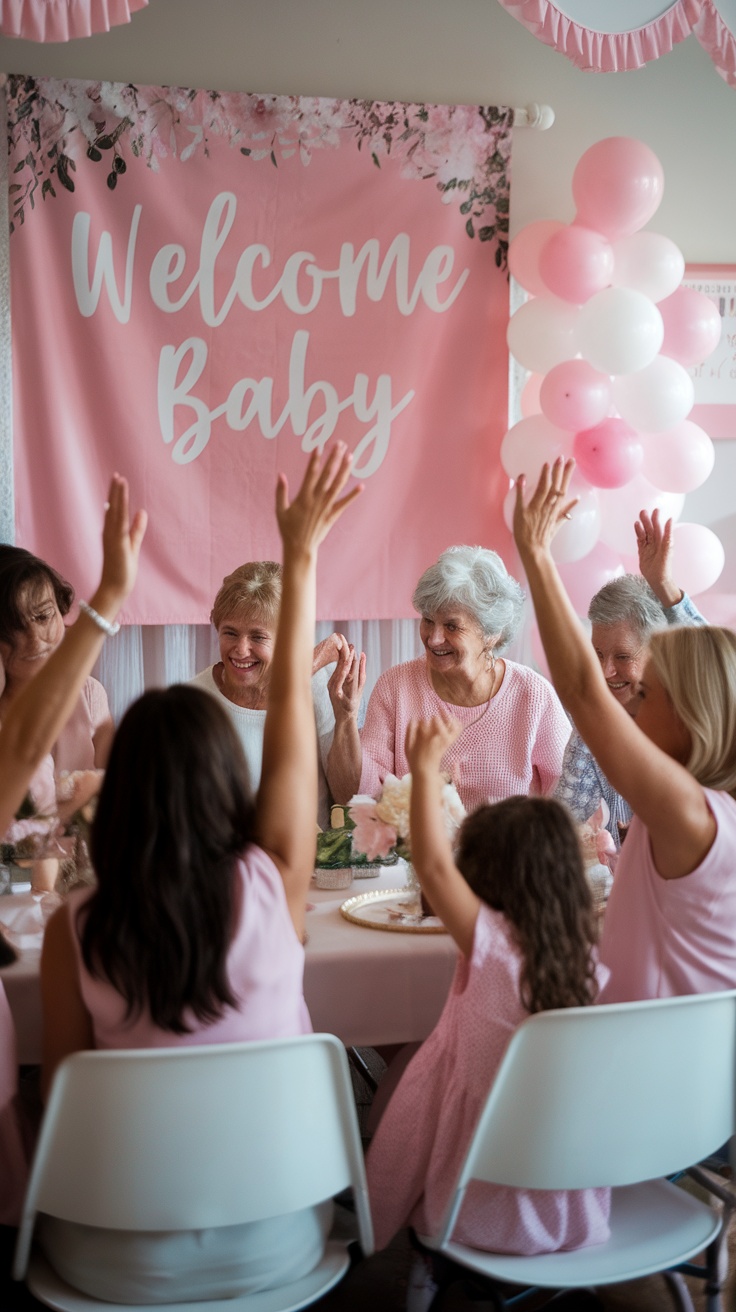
[52, 676, 111, 774]
[359, 658, 570, 813]
[599, 788, 736, 1003]
[366, 905, 610, 1254]
[67, 845, 311, 1045]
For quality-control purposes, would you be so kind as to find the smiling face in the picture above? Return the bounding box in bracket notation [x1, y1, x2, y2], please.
[419, 606, 493, 692]
[216, 610, 276, 708]
[591, 620, 647, 713]
[635, 656, 691, 763]
[0, 582, 65, 693]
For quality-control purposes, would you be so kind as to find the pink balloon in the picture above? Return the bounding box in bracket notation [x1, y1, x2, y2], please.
[572, 137, 664, 242]
[500, 415, 573, 482]
[508, 220, 565, 297]
[520, 373, 544, 417]
[659, 287, 722, 366]
[538, 225, 614, 304]
[540, 360, 612, 433]
[573, 418, 644, 489]
[558, 542, 625, 616]
[670, 523, 725, 595]
[598, 477, 685, 554]
[641, 421, 715, 493]
[690, 592, 736, 625]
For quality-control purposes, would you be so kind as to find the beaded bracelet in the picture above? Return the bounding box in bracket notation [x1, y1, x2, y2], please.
[78, 600, 121, 637]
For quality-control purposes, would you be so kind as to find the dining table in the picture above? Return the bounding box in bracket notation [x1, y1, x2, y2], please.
[0, 862, 459, 1065]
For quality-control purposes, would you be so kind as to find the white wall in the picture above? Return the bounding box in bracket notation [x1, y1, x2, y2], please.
[1, 0, 735, 256]
[2, 0, 735, 607]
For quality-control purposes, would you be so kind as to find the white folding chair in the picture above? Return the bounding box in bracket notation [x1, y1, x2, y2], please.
[415, 990, 736, 1312]
[13, 1032, 374, 1311]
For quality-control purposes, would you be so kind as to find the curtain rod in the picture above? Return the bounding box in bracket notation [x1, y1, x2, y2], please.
[513, 103, 555, 129]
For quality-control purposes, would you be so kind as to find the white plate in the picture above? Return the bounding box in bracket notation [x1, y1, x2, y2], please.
[340, 887, 447, 934]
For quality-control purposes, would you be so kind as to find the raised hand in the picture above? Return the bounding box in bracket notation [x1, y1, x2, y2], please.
[99, 474, 148, 605]
[404, 713, 462, 776]
[327, 642, 366, 721]
[312, 631, 347, 675]
[276, 444, 362, 557]
[635, 508, 682, 607]
[513, 458, 578, 563]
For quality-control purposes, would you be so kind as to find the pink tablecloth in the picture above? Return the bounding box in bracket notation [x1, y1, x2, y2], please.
[1, 867, 458, 1064]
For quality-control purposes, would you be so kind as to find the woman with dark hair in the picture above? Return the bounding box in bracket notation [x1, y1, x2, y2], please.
[367, 714, 607, 1291]
[0, 544, 114, 774]
[37, 446, 361, 1304]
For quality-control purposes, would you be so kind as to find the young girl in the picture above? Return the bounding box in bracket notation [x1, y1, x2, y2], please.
[37, 446, 361, 1304]
[366, 715, 610, 1266]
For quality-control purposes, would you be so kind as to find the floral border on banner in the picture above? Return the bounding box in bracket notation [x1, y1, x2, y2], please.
[7, 80, 514, 263]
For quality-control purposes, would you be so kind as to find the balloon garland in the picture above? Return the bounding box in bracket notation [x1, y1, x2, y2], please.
[506, 136, 724, 611]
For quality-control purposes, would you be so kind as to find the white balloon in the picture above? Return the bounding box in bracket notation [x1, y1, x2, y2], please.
[578, 288, 663, 376]
[500, 415, 573, 482]
[612, 356, 694, 433]
[612, 232, 685, 303]
[641, 421, 715, 493]
[670, 523, 725, 595]
[506, 296, 580, 374]
[597, 476, 685, 554]
[550, 482, 601, 564]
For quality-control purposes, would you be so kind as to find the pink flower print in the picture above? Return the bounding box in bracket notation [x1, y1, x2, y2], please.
[350, 804, 397, 861]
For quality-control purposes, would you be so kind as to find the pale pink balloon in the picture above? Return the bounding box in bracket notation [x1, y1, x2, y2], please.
[558, 542, 625, 617]
[572, 137, 664, 242]
[670, 523, 725, 595]
[508, 220, 565, 297]
[500, 415, 573, 482]
[640, 421, 715, 493]
[520, 373, 544, 417]
[506, 296, 580, 374]
[538, 225, 614, 304]
[612, 356, 694, 433]
[689, 593, 736, 626]
[503, 482, 517, 533]
[540, 360, 611, 433]
[611, 232, 685, 303]
[659, 287, 722, 366]
[573, 418, 644, 489]
[598, 477, 685, 554]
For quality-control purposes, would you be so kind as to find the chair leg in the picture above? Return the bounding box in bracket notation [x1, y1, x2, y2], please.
[663, 1270, 698, 1312]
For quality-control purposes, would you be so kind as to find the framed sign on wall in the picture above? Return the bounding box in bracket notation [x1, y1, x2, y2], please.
[684, 264, 736, 439]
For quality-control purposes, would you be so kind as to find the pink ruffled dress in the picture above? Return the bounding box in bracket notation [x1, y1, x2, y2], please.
[367, 904, 610, 1254]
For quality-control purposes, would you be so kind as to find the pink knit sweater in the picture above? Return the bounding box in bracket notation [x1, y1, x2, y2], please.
[359, 658, 570, 813]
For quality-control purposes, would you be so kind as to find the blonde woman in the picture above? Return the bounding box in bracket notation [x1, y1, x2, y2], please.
[513, 458, 736, 1004]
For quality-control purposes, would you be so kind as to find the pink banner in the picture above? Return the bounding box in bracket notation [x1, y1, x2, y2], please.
[7, 78, 513, 622]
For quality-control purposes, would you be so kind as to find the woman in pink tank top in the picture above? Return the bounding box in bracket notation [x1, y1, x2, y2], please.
[514, 459, 736, 1005]
[37, 447, 363, 1304]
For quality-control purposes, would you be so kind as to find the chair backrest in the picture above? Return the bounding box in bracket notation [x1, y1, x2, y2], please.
[14, 1032, 373, 1278]
[437, 990, 736, 1245]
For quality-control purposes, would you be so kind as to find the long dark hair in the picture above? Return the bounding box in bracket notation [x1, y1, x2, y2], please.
[456, 796, 599, 1013]
[0, 545, 73, 646]
[82, 686, 257, 1033]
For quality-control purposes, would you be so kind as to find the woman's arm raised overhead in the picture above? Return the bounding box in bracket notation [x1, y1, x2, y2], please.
[404, 714, 479, 956]
[513, 460, 715, 880]
[254, 445, 362, 934]
[0, 476, 146, 836]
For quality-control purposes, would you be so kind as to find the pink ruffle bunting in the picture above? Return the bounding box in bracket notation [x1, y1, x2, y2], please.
[694, 0, 736, 86]
[497, 0, 702, 72]
[0, 0, 147, 42]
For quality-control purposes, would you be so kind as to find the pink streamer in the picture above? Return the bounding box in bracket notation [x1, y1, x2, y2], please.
[497, 0, 701, 72]
[694, 0, 736, 86]
[0, 0, 147, 42]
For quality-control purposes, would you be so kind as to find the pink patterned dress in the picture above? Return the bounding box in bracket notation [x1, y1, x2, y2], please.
[367, 904, 610, 1254]
[359, 658, 570, 813]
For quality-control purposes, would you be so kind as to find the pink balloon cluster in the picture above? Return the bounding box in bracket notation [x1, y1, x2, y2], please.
[505, 137, 724, 602]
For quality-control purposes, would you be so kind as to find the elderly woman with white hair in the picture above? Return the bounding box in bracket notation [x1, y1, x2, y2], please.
[555, 509, 705, 848]
[327, 545, 570, 812]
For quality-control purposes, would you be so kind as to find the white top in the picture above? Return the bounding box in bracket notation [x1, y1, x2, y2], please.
[189, 665, 335, 828]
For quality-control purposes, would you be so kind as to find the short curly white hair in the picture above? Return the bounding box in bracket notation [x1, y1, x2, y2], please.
[412, 546, 525, 653]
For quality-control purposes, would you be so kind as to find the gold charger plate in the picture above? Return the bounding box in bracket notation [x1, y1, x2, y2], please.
[340, 887, 447, 934]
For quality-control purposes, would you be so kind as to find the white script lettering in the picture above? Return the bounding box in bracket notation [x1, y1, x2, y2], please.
[158, 329, 414, 477]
